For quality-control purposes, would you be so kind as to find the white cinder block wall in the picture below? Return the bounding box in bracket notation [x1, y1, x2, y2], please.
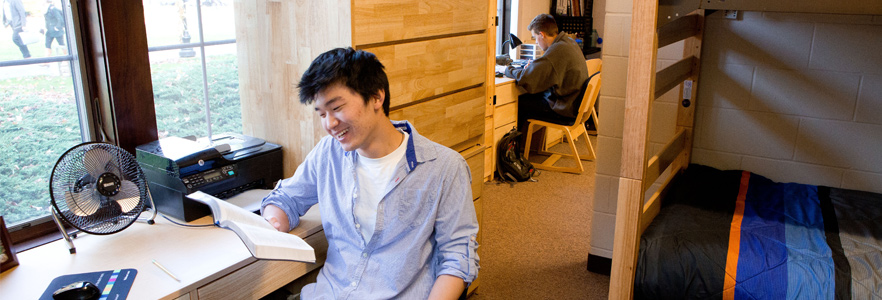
[589, 10, 882, 260]
[693, 12, 882, 192]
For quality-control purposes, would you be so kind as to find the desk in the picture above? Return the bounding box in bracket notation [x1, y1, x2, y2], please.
[484, 77, 563, 181]
[0, 207, 326, 300]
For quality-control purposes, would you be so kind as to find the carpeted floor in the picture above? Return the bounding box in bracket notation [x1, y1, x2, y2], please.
[468, 135, 610, 300]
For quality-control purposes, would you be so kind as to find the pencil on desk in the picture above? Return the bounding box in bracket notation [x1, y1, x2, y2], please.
[152, 259, 181, 282]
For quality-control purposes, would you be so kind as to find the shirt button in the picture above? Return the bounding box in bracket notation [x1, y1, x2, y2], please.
[350, 282, 357, 287]
[353, 193, 358, 198]
[355, 223, 361, 229]
[362, 252, 368, 258]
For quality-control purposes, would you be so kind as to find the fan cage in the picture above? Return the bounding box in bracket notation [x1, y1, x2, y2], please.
[49, 142, 148, 235]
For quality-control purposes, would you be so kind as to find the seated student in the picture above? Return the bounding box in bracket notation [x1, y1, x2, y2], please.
[495, 13, 589, 139]
[260, 47, 479, 300]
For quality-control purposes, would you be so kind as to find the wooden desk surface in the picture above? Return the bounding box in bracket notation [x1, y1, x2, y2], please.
[0, 207, 323, 300]
[495, 76, 515, 86]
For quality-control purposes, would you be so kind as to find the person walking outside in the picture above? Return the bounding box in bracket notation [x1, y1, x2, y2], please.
[3, 0, 32, 59]
[42, 0, 65, 58]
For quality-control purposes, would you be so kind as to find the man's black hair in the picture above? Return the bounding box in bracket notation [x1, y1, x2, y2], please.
[298, 47, 391, 116]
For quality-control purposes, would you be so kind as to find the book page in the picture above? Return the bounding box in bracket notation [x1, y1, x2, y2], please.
[187, 191, 274, 231]
[188, 191, 315, 263]
[226, 222, 316, 263]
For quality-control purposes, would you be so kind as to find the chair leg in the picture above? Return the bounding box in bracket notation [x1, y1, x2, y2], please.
[591, 109, 600, 132]
[562, 128, 584, 173]
[580, 130, 596, 161]
[523, 122, 536, 160]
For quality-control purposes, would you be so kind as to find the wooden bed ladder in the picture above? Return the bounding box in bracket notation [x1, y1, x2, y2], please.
[608, 0, 706, 299]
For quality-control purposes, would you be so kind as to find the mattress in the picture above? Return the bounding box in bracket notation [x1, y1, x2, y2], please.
[635, 164, 882, 299]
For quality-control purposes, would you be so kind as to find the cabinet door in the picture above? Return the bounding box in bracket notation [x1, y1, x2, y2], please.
[353, 0, 488, 46]
[389, 87, 484, 151]
[370, 34, 486, 109]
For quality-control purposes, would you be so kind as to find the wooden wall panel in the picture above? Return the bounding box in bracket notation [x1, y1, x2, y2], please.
[389, 87, 484, 151]
[369, 34, 486, 108]
[483, 116, 494, 179]
[352, 0, 487, 46]
[461, 146, 484, 200]
[235, 0, 352, 177]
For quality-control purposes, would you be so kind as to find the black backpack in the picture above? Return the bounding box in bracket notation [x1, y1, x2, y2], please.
[496, 127, 536, 183]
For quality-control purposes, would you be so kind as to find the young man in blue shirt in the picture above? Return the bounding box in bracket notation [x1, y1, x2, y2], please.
[261, 48, 479, 299]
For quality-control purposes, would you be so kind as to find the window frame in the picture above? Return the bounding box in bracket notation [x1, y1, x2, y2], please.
[10, 0, 158, 251]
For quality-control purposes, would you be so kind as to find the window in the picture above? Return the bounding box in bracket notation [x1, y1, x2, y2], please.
[0, 0, 94, 236]
[142, 0, 241, 140]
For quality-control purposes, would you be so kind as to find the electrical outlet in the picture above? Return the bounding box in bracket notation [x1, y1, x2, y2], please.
[724, 10, 738, 19]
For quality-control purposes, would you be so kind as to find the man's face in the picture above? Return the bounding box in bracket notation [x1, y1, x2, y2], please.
[531, 29, 551, 51]
[314, 83, 385, 155]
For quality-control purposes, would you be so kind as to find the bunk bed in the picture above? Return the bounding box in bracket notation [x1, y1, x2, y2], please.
[608, 0, 882, 299]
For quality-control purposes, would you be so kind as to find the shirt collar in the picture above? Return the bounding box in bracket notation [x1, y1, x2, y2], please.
[343, 120, 437, 172]
[391, 120, 437, 171]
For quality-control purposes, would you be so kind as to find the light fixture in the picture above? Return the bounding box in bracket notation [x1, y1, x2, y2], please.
[497, 33, 523, 65]
[501, 33, 523, 51]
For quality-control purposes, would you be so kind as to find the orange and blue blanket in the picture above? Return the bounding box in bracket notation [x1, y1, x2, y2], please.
[635, 164, 882, 300]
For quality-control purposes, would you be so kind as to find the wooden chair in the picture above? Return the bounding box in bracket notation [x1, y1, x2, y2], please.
[585, 59, 602, 131]
[522, 67, 601, 174]
[587, 58, 603, 74]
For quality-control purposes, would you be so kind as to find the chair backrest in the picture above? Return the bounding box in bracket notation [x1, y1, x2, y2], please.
[574, 72, 602, 126]
[586, 58, 602, 75]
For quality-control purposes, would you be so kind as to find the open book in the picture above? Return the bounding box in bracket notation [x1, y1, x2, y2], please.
[187, 191, 316, 263]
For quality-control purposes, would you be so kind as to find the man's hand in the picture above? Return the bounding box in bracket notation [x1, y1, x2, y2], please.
[262, 204, 290, 232]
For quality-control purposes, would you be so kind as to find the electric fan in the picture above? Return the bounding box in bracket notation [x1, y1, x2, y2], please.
[49, 142, 157, 254]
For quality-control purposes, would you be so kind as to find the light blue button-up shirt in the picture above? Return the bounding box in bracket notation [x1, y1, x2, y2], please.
[261, 120, 479, 299]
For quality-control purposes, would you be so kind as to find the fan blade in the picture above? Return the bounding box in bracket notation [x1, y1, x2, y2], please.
[64, 189, 100, 216]
[113, 180, 141, 213]
[83, 147, 113, 178]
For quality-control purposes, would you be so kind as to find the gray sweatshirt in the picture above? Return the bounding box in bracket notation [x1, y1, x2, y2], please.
[503, 32, 589, 118]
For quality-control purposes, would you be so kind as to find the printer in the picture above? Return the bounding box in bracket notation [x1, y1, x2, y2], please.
[136, 133, 283, 222]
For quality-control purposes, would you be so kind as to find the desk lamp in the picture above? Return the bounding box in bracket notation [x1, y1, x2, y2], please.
[496, 33, 523, 65]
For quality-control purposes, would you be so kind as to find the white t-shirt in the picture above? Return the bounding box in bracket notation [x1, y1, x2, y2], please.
[353, 131, 409, 243]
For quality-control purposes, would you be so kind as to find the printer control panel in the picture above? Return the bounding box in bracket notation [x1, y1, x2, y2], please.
[182, 164, 238, 190]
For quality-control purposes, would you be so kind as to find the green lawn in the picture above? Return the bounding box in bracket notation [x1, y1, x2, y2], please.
[0, 53, 241, 225]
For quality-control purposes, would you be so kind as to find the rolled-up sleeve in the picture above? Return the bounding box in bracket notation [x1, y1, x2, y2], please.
[432, 156, 480, 282]
[260, 145, 321, 230]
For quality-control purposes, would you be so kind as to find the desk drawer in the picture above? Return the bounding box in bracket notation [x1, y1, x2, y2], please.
[493, 102, 517, 129]
[495, 81, 518, 106]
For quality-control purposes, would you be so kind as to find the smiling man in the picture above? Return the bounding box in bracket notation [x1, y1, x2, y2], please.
[260, 47, 479, 300]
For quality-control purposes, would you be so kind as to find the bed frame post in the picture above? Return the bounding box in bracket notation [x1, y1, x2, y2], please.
[675, 10, 704, 172]
[609, 0, 659, 298]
